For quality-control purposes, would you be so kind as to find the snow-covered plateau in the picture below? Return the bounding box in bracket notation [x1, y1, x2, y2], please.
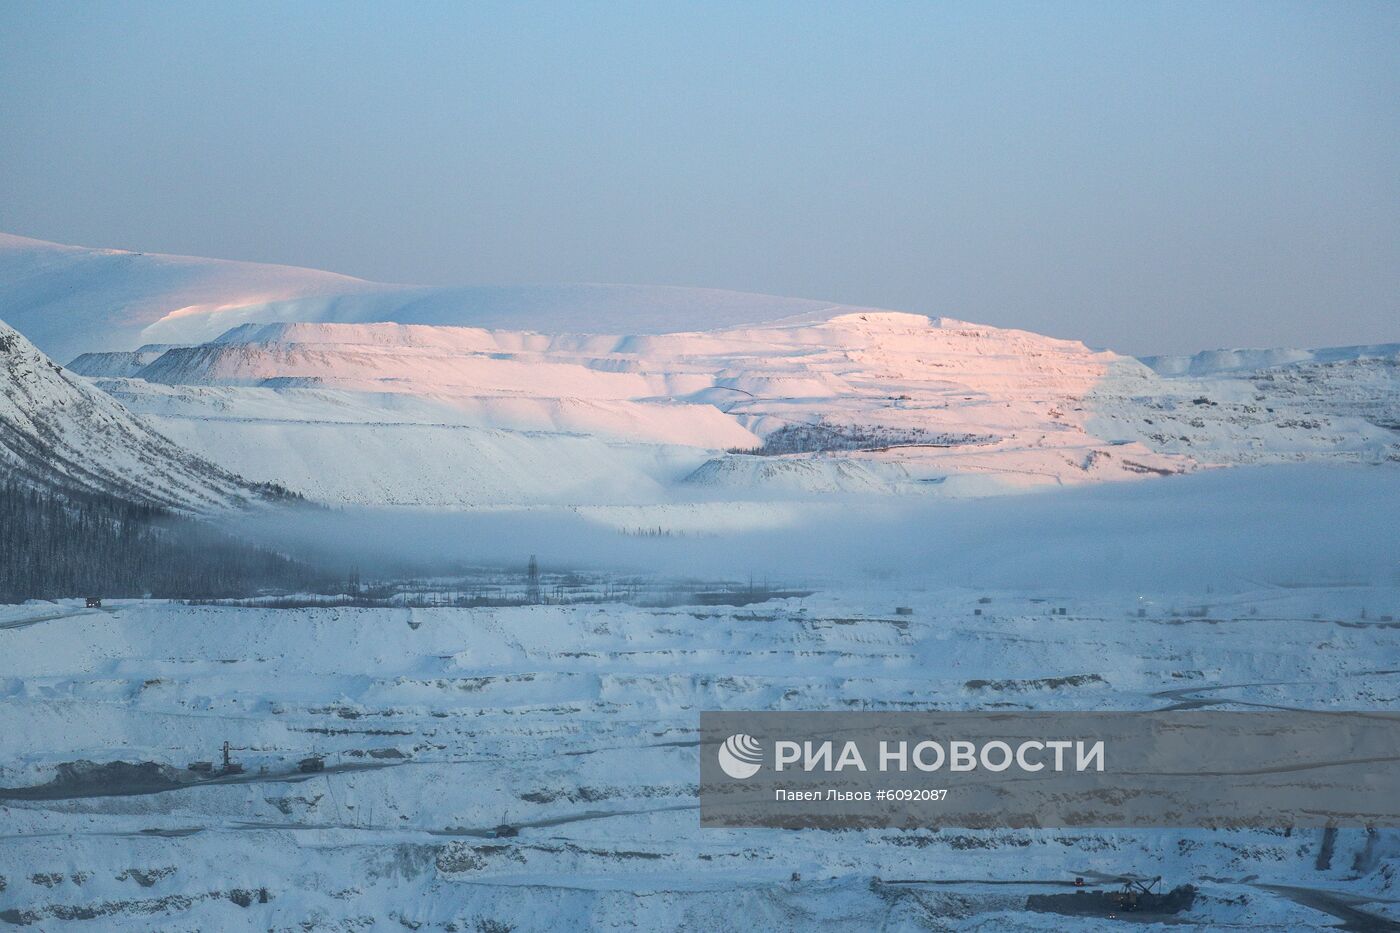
[2, 231, 1394, 515]
[65, 314, 1400, 513]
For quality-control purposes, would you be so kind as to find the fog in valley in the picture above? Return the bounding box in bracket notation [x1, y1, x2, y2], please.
[224, 464, 1400, 596]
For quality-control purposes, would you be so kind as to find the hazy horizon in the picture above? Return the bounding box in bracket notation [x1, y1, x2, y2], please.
[2, 1, 1397, 355]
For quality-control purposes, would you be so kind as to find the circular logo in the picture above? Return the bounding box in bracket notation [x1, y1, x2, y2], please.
[717, 733, 763, 779]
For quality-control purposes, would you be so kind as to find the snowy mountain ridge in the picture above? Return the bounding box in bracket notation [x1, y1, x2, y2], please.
[1141, 343, 1400, 377]
[4, 232, 1396, 515]
[0, 318, 273, 510]
[0, 232, 869, 361]
[70, 313, 1400, 512]
[0, 232, 386, 363]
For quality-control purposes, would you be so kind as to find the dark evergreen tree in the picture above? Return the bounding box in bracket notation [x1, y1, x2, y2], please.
[0, 482, 322, 602]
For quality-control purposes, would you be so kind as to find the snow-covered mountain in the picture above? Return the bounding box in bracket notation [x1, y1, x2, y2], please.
[67, 314, 1191, 507]
[66, 344, 186, 378]
[0, 318, 270, 510]
[0, 232, 866, 361]
[1141, 343, 1400, 377]
[0, 232, 386, 364]
[5, 231, 1396, 513]
[69, 312, 1400, 511]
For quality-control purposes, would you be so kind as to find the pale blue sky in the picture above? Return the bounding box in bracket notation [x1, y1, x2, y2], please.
[1, 1, 1396, 353]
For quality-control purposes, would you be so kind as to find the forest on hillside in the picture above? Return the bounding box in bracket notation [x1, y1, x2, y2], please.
[728, 421, 997, 455]
[0, 482, 324, 602]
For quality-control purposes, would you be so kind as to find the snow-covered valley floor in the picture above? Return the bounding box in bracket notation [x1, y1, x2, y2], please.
[2, 585, 1398, 930]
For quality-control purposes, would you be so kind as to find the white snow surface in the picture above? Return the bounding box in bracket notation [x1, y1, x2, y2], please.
[0, 232, 384, 363]
[0, 232, 863, 360]
[1, 582, 1397, 930]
